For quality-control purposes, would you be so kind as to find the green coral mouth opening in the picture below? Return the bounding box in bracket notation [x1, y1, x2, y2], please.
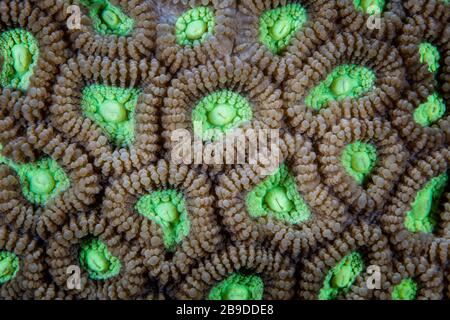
[135, 189, 190, 252]
[0, 29, 39, 91]
[341, 141, 377, 185]
[259, 3, 308, 54]
[319, 252, 365, 300]
[419, 42, 440, 73]
[191, 90, 253, 142]
[208, 273, 264, 300]
[246, 164, 311, 225]
[0, 251, 19, 284]
[413, 93, 446, 127]
[175, 6, 215, 46]
[353, 0, 385, 15]
[79, 238, 121, 280]
[0, 155, 70, 206]
[392, 278, 417, 300]
[405, 172, 448, 234]
[81, 84, 140, 147]
[305, 64, 376, 110]
[80, 0, 134, 36]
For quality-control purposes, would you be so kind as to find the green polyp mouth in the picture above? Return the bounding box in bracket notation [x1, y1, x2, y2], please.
[79, 238, 121, 280]
[28, 168, 56, 196]
[319, 252, 365, 300]
[330, 75, 357, 97]
[223, 284, 250, 300]
[101, 8, 121, 29]
[392, 278, 417, 300]
[186, 20, 207, 40]
[405, 172, 447, 234]
[175, 6, 215, 46]
[98, 100, 128, 124]
[354, 0, 385, 15]
[81, 84, 140, 147]
[155, 202, 179, 223]
[246, 164, 311, 225]
[0, 156, 70, 206]
[11, 44, 31, 74]
[207, 104, 237, 127]
[264, 186, 294, 213]
[259, 3, 307, 54]
[135, 189, 190, 252]
[413, 93, 446, 127]
[80, 0, 134, 36]
[306, 64, 376, 110]
[419, 42, 440, 73]
[0, 251, 19, 284]
[341, 142, 377, 185]
[86, 249, 110, 273]
[208, 273, 264, 300]
[0, 29, 39, 91]
[192, 90, 253, 142]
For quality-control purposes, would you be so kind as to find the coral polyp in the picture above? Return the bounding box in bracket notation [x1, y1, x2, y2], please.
[1, 0, 450, 301]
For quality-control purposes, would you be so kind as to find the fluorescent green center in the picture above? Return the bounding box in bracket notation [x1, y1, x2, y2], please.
[207, 104, 237, 126]
[331, 264, 354, 289]
[135, 190, 190, 252]
[354, 0, 385, 15]
[0, 251, 19, 284]
[175, 6, 215, 46]
[0, 156, 70, 206]
[186, 20, 207, 40]
[11, 44, 31, 74]
[341, 142, 377, 184]
[413, 93, 446, 127]
[419, 42, 440, 73]
[79, 238, 121, 280]
[264, 186, 294, 213]
[306, 65, 376, 110]
[223, 284, 250, 300]
[28, 168, 56, 195]
[0, 29, 39, 91]
[270, 18, 291, 41]
[259, 4, 307, 54]
[405, 173, 447, 234]
[85, 249, 110, 274]
[246, 164, 310, 225]
[330, 75, 357, 97]
[101, 9, 120, 29]
[81, 84, 140, 147]
[392, 278, 417, 300]
[80, 0, 134, 36]
[192, 90, 253, 142]
[319, 252, 365, 300]
[208, 273, 264, 300]
[98, 100, 127, 124]
[155, 202, 179, 223]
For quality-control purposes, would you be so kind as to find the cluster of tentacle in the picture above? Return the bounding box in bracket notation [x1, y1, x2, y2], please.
[0, 0, 449, 300]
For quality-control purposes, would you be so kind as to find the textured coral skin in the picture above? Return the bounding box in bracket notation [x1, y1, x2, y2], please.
[284, 32, 406, 138]
[0, 0, 449, 300]
[50, 55, 169, 177]
[380, 147, 450, 262]
[102, 159, 222, 285]
[170, 243, 296, 300]
[0, 0, 68, 124]
[298, 221, 394, 300]
[216, 133, 350, 258]
[0, 125, 101, 239]
[155, 0, 236, 74]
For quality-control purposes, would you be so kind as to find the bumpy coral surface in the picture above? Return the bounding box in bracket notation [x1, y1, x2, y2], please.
[0, 0, 449, 300]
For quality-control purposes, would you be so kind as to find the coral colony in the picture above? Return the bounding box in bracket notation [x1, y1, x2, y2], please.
[0, 0, 449, 300]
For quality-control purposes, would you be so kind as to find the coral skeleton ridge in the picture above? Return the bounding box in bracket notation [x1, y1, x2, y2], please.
[0, 0, 449, 300]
